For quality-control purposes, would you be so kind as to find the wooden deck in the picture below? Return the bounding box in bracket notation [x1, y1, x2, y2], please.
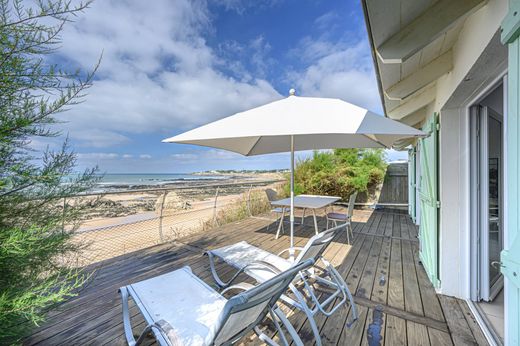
[24, 210, 488, 345]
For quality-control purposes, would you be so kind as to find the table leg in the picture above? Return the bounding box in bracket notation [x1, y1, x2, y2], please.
[312, 209, 319, 235]
[301, 208, 306, 225]
[275, 207, 285, 239]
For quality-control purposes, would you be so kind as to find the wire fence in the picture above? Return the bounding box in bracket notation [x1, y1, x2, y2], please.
[69, 179, 284, 266]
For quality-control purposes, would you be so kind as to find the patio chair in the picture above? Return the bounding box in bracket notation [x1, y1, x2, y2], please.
[206, 224, 358, 346]
[119, 259, 314, 346]
[326, 192, 357, 244]
[265, 188, 286, 234]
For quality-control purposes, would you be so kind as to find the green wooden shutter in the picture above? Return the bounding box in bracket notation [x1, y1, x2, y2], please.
[419, 113, 440, 288]
[501, 2, 520, 344]
[408, 148, 416, 222]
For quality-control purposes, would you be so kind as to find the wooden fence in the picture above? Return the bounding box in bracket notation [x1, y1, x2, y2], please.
[377, 162, 408, 204]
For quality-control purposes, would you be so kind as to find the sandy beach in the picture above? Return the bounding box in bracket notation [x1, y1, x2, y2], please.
[73, 173, 285, 265]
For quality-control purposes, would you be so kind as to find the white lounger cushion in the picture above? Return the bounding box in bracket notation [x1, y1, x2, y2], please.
[211, 241, 292, 282]
[128, 266, 227, 345]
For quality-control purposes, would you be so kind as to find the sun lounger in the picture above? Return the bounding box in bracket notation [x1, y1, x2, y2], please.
[206, 224, 358, 346]
[119, 259, 314, 346]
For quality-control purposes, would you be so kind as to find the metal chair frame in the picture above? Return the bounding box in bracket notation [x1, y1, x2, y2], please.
[326, 192, 357, 244]
[265, 188, 287, 233]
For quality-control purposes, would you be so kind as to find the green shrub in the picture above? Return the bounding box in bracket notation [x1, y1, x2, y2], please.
[284, 149, 387, 200]
[0, 1, 98, 343]
[203, 190, 271, 229]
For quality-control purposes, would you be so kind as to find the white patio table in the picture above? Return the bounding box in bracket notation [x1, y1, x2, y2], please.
[271, 194, 341, 238]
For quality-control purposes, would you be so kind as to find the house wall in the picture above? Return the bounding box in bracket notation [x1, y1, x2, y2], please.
[434, 0, 507, 112]
[438, 108, 468, 297]
[436, 68, 507, 300]
[420, 0, 507, 298]
[436, 84, 505, 298]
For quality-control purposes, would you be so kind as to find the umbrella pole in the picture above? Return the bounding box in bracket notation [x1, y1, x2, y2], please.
[290, 135, 295, 260]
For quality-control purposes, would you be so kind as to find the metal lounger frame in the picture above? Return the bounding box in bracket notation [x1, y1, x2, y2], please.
[206, 223, 358, 346]
[119, 259, 315, 346]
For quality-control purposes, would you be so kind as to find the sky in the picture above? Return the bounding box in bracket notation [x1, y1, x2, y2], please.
[45, 0, 408, 173]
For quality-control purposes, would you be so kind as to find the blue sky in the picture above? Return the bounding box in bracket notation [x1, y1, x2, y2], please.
[46, 0, 407, 173]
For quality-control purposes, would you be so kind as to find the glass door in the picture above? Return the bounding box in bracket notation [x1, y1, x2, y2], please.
[479, 106, 504, 302]
[469, 83, 506, 344]
[486, 111, 503, 299]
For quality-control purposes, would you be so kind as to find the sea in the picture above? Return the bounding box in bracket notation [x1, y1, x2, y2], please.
[93, 173, 230, 191]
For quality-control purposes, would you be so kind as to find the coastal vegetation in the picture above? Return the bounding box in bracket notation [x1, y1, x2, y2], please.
[204, 189, 273, 229]
[0, 1, 98, 343]
[286, 149, 387, 200]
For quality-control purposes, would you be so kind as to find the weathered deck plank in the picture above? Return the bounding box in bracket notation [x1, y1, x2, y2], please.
[438, 295, 487, 346]
[23, 210, 488, 346]
[457, 300, 489, 346]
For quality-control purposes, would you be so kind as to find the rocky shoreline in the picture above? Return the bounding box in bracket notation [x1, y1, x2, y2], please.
[79, 174, 284, 225]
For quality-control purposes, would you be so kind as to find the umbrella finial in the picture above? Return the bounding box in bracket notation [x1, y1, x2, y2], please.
[289, 88, 296, 96]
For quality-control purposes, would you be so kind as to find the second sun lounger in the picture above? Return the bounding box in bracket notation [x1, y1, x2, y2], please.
[206, 224, 358, 345]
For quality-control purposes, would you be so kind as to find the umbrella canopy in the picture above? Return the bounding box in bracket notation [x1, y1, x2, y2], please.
[163, 92, 425, 155]
[164, 91, 425, 257]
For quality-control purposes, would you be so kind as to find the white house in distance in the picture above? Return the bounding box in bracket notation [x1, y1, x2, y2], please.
[361, 0, 520, 345]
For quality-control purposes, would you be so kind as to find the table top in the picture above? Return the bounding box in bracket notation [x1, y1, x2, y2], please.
[270, 194, 341, 209]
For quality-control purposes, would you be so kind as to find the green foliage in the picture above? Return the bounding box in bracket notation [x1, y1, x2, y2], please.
[0, 0, 99, 343]
[204, 190, 271, 229]
[284, 149, 387, 200]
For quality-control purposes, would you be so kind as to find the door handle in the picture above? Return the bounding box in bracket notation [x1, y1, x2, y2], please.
[491, 261, 505, 270]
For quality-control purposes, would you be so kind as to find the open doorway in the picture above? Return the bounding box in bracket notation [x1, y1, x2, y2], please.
[470, 82, 505, 344]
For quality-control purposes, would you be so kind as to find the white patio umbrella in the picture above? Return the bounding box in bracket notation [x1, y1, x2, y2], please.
[163, 90, 425, 255]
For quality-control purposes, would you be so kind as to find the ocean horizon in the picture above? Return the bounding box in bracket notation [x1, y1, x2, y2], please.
[94, 173, 231, 190]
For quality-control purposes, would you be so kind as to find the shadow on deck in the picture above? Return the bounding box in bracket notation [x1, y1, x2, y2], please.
[24, 210, 488, 345]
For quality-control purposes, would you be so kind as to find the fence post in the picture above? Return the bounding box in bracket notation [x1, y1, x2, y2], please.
[158, 192, 167, 242]
[246, 184, 253, 216]
[213, 186, 220, 226]
[62, 197, 67, 232]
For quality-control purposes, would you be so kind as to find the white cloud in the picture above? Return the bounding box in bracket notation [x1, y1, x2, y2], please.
[169, 149, 241, 162]
[169, 148, 312, 166]
[77, 153, 119, 160]
[203, 149, 242, 160]
[212, 0, 281, 14]
[216, 35, 274, 82]
[314, 12, 340, 32]
[171, 153, 199, 160]
[68, 129, 131, 148]
[286, 36, 381, 113]
[48, 1, 385, 173]
[248, 36, 273, 78]
[28, 137, 62, 152]
[75, 152, 154, 161]
[56, 0, 281, 147]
